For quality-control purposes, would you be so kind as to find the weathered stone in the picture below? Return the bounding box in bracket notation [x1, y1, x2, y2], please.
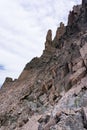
[46, 29, 52, 42]
[0, 1, 87, 130]
[82, 107, 87, 128]
[44, 118, 56, 130]
[5, 77, 13, 82]
[80, 43, 87, 67]
[18, 70, 29, 80]
[72, 59, 84, 72]
[20, 115, 41, 130]
[42, 82, 48, 93]
[69, 67, 86, 85]
[55, 22, 66, 40]
[68, 11, 75, 25]
[80, 43, 87, 58]
[73, 5, 81, 15]
[39, 94, 47, 104]
[28, 101, 37, 111]
[45, 29, 52, 50]
[82, 0, 87, 7]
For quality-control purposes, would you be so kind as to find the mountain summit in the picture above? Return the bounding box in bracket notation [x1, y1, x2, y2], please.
[0, 0, 87, 130]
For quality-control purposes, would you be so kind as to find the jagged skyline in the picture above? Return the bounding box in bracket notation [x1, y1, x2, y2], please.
[1, 1, 87, 129]
[0, 0, 81, 85]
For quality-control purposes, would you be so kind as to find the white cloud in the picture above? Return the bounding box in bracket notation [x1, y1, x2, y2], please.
[0, 0, 81, 85]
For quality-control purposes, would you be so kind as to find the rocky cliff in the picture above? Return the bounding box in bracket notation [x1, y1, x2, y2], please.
[1, 0, 87, 130]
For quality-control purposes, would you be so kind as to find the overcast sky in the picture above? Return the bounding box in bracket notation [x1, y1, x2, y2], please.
[0, 0, 81, 85]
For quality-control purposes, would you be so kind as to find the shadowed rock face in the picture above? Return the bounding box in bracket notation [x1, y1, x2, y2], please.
[1, 0, 87, 130]
[82, 0, 87, 21]
[82, 0, 87, 6]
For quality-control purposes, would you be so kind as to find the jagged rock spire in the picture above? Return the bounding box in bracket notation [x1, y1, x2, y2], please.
[1, 1, 87, 130]
[46, 29, 52, 42]
[45, 29, 52, 50]
[67, 0, 87, 27]
[68, 5, 81, 26]
[55, 22, 66, 40]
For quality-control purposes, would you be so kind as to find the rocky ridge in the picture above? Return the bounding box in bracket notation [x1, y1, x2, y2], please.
[1, 0, 87, 130]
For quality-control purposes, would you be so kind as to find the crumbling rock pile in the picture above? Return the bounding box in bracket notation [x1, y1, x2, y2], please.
[0, 0, 87, 130]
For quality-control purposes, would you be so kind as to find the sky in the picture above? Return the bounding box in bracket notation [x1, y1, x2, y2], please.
[0, 0, 81, 86]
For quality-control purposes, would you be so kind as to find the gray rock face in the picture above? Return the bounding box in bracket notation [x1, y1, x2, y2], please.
[82, 0, 87, 7]
[1, 0, 87, 130]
